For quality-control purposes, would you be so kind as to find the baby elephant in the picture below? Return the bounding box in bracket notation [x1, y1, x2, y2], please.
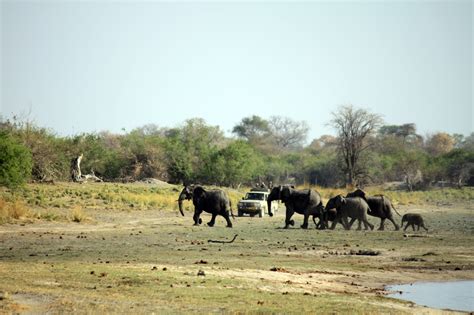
[325, 195, 374, 231]
[401, 213, 428, 231]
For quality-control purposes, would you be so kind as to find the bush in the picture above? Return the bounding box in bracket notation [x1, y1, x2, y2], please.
[0, 132, 32, 189]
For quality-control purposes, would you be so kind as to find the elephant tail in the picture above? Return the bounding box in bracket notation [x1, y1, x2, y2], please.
[386, 196, 402, 217]
[392, 205, 402, 217]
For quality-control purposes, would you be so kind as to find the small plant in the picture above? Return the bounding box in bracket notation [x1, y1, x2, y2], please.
[37, 211, 61, 221]
[70, 206, 88, 223]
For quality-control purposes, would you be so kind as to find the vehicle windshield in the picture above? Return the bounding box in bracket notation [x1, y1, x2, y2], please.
[245, 193, 265, 201]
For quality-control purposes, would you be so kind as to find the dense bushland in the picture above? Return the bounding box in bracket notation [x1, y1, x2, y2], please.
[0, 108, 473, 190]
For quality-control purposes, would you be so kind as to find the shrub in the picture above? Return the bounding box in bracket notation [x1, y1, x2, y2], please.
[0, 132, 32, 189]
[70, 206, 88, 223]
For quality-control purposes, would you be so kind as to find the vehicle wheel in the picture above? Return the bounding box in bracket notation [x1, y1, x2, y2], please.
[259, 208, 264, 218]
[238, 210, 243, 217]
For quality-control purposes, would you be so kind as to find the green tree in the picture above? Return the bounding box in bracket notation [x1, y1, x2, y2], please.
[120, 130, 167, 180]
[0, 132, 33, 189]
[164, 118, 225, 184]
[232, 115, 270, 141]
[440, 149, 474, 187]
[211, 141, 264, 187]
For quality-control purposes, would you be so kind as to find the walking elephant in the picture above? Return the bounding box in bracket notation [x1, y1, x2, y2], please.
[177, 185, 234, 227]
[267, 185, 324, 229]
[346, 189, 401, 230]
[325, 195, 374, 230]
[401, 213, 428, 231]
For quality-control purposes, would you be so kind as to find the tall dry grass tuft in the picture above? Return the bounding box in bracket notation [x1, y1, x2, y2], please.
[0, 198, 30, 223]
[70, 206, 88, 223]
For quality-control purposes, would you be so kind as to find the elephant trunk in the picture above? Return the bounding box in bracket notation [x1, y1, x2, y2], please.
[177, 191, 187, 216]
[177, 199, 185, 216]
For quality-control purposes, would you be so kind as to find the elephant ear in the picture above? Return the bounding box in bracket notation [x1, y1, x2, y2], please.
[335, 195, 345, 206]
[280, 186, 291, 201]
[184, 185, 195, 197]
[355, 189, 367, 201]
[193, 186, 206, 198]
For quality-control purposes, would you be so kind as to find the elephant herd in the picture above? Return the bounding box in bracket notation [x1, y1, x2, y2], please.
[177, 185, 427, 232]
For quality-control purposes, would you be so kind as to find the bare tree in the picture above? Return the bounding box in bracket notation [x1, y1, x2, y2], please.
[330, 105, 382, 186]
[268, 116, 309, 150]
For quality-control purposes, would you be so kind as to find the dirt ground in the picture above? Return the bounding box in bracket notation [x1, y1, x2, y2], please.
[0, 203, 473, 314]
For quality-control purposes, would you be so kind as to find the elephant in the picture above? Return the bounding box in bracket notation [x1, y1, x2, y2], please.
[325, 195, 374, 230]
[317, 208, 337, 230]
[177, 185, 234, 228]
[267, 185, 324, 229]
[401, 213, 428, 231]
[346, 189, 401, 230]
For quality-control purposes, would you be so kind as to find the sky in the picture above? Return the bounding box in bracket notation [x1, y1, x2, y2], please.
[1, 1, 472, 142]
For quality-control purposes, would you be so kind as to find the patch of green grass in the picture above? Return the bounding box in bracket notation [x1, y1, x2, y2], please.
[35, 210, 62, 221]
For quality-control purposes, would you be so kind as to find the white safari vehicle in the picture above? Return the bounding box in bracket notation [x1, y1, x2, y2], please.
[237, 190, 278, 217]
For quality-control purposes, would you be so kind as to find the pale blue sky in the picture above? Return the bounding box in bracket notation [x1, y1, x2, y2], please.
[1, 1, 472, 141]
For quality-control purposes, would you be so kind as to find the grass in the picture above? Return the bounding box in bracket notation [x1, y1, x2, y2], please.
[301, 185, 474, 207]
[69, 206, 88, 223]
[0, 204, 472, 313]
[0, 182, 472, 227]
[0, 181, 473, 313]
[0, 199, 31, 223]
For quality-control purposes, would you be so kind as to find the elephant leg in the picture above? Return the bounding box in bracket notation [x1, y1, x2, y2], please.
[222, 212, 233, 228]
[342, 216, 350, 230]
[193, 209, 203, 225]
[378, 218, 386, 230]
[347, 217, 357, 229]
[330, 218, 338, 230]
[363, 219, 374, 230]
[284, 209, 295, 229]
[207, 213, 217, 227]
[388, 217, 400, 230]
[411, 224, 415, 231]
[301, 212, 309, 229]
[356, 219, 363, 230]
[403, 223, 408, 231]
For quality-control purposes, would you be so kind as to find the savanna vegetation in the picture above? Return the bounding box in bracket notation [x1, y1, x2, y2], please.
[1, 105, 473, 190]
[0, 106, 473, 313]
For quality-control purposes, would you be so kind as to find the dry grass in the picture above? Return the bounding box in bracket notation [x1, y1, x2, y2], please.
[299, 185, 474, 206]
[69, 206, 89, 223]
[0, 183, 472, 225]
[0, 199, 30, 223]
